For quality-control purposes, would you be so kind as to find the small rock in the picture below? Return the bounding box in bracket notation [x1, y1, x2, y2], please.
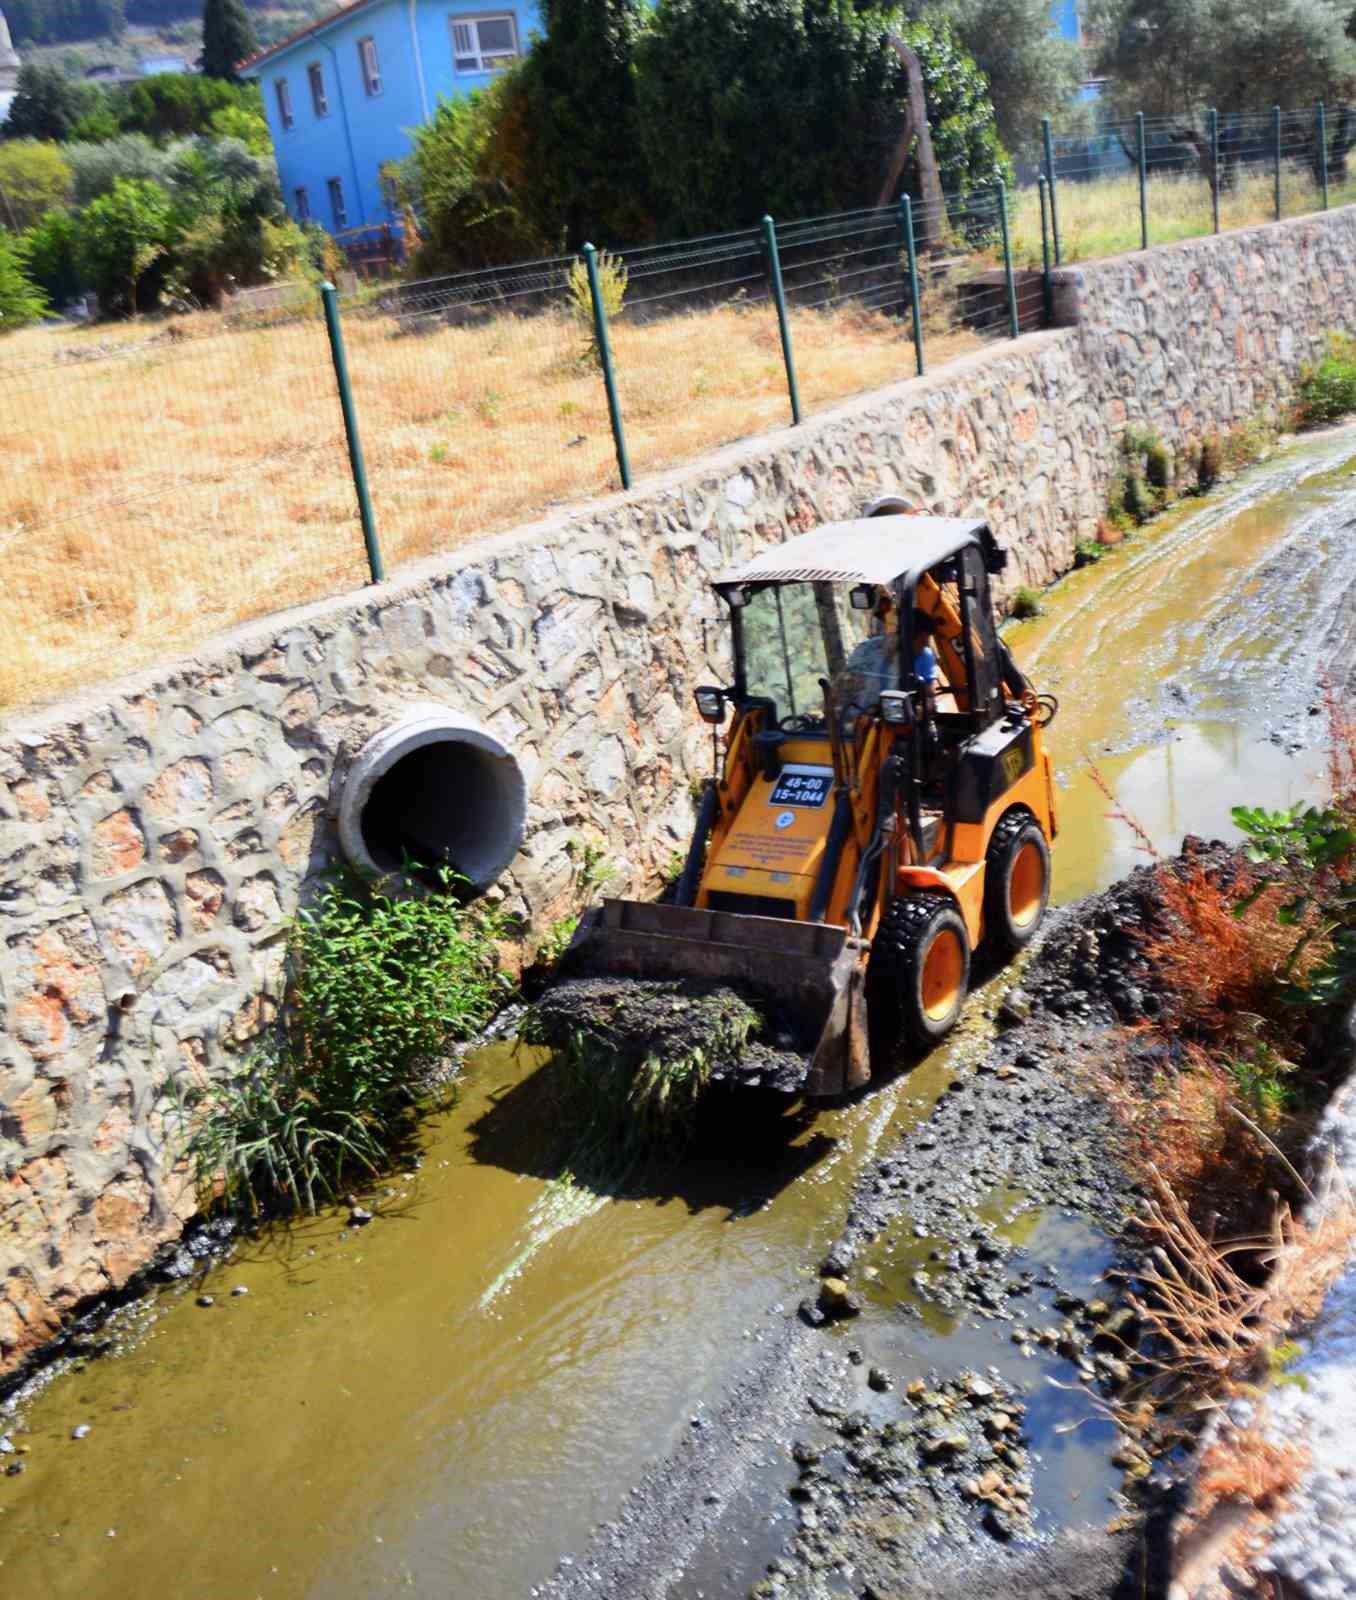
[5, 1461, 24, 1476]
[817, 1277, 861, 1320]
[347, 1206, 374, 1227]
[964, 1375, 996, 1401]
[906, 1379, 928, 1401]
[867, 1367, 891, 1393]
[230, 1285, 249, 1297]
[70, 1424, 91, 1440]
[983, 1506, 1015, 1540]
[921, 1430, 968, 1458]
[196, 1294, 215, 1308]
[977, 1470, 1004, 1497]
[985, 1412, 1014, 1437]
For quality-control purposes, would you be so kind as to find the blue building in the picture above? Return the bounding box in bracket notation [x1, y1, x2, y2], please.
[241, 0, 542, 238]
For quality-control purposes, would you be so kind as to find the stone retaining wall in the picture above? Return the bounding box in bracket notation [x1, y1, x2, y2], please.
[4, 205, 1356, 1375]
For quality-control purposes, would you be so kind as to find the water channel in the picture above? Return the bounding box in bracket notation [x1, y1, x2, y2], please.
[3, 426, 1355, 1599]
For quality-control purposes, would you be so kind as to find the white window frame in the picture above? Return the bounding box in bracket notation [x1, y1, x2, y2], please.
[294, 186, 311, 220]
[357, 35, 382, 96]
[327, 177, 348, 230]
[449, 13, 521, 74]
[274, 76, 294, 129]
[307, 61, 329, 118]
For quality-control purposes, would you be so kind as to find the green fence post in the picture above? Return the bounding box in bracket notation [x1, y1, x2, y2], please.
[1318, 101, 1330, 210]
[1042, 117, 1061, 265]
[996, 181, 1019, 339]
[899, 195, 925, 376]
[582, 242, 631, 489]
[1136, 110, 1149, 249]
[761, 215, 802, 425]
[320, 280, 384, 585]
[1038, 176, 1054, 324]
[1273, 104, 1283, 220]
[1209, 106, 1221, 234]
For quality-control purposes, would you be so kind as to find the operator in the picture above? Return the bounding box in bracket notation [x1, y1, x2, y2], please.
[842, 590, 940, 711]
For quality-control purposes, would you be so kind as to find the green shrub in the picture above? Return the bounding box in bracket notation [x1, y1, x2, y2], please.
[1196, 435, 1223, 491]
[1011, 584, 1043, 618]
[1122, 469, 1153, 525]
[1073, 538, 1105, 568]
[0, 231, 49, 334]
[179, 867, 512, 1214]
[1144, 439, 1172, 490]
[567, 249, 627, 367]
[1295, 335, 1356, 427]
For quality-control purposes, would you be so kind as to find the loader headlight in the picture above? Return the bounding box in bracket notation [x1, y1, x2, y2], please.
[849, 584, 874, 611]
[694, 685, 728, 725]
[878, 690, 913, 727]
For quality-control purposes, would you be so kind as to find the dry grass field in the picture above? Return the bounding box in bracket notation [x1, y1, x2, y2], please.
[0, 290, 985, 710]
[1009, 165, 1356, 265]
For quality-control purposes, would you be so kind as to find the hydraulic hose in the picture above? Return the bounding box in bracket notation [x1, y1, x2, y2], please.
[673, 780, 719, 907]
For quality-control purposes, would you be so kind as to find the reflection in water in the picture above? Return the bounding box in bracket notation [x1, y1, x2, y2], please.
[3, 430, 1355, 1600]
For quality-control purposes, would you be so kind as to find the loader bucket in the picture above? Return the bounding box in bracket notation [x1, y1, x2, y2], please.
[564, 899, 871, 1097]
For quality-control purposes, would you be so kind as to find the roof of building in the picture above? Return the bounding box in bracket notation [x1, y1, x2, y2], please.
[0, 5, 20, 72]
[714, 517, 987, 588]
[239, 0, 386, 74]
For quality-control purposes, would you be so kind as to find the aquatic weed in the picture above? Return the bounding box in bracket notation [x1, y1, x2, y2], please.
[176, 864, 513, 1215]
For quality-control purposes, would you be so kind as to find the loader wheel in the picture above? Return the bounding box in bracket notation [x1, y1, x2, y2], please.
[871, 891, 971, 1049]
[984, 810, 1051, 956]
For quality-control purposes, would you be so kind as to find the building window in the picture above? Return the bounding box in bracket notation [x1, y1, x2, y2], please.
[357, 35, 382, 96]
[294, 186, 311, 220]
[449, 13, 520, 73]
[308, 61, 329, 117]
[328, 177, 348, 229]
[275, 77, 294, 129]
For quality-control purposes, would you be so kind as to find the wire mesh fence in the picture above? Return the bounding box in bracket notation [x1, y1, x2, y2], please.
[9, 96, 1356, 711]
[1011, 101, 1356, 265]
[0, 301, 367, 710]
[340, 256, 619, 571]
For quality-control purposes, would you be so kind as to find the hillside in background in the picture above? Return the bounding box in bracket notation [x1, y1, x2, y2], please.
[10, 0, 338, 66]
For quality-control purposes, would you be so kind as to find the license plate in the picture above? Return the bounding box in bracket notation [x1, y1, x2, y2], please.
[769, 770, 831, 808]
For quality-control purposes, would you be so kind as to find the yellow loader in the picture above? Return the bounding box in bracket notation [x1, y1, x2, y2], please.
[566, 501, 1059, 1097]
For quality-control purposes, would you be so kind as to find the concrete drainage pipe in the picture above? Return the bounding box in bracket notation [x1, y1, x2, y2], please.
[339, 704, 527, 893]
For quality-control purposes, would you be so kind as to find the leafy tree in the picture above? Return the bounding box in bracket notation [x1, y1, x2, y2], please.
[1086, 0, 1356, 114]
[403, 78, 556, 271]
[0, 140, 72, 230]
[511, 0, 653, 248]
[207, 100, 271, 153]
[2, 0, 123, 47]
[3, 61, 105, 141]
[66, 133, 174, 205]
[71, 174, 172, 312]
[200, 0, 258, 80]
[20, 206, 83, 304]
[0, 230, 49, 333]
[113, 72, 257, 139]
[635, 0, 1009, 235]
[929, 0, 1084, 154]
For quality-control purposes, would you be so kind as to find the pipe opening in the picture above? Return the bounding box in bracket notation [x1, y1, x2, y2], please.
[339, 707, 526, 895]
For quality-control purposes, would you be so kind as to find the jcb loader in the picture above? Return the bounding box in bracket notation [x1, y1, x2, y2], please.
[566, 501, 1059, 1097]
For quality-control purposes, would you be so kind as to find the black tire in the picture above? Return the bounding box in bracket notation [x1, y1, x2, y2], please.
[869, 891, 972, 1050]
[984, 810, 1051, 956]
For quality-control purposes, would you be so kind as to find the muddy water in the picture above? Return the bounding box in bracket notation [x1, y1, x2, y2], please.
[4, 428, 1356, 1599]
